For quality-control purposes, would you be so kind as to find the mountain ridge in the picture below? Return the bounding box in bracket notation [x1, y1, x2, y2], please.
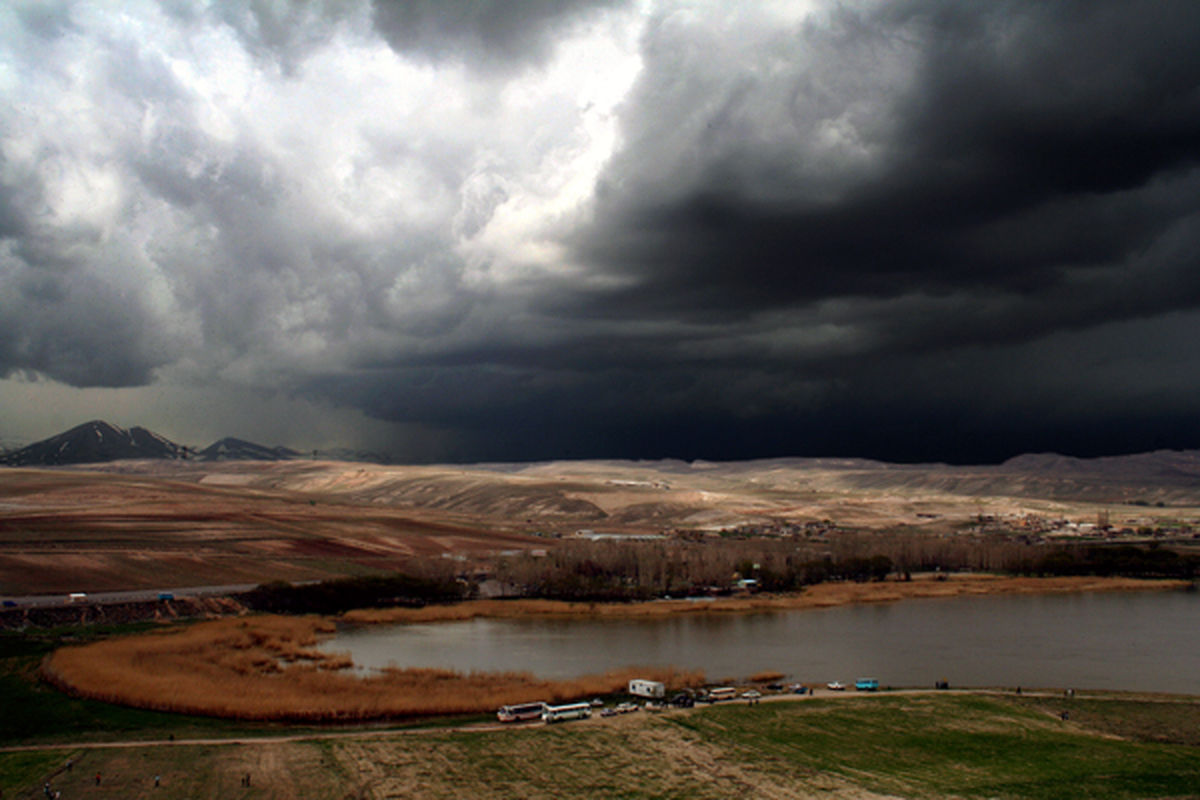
[0, 421, 386, 466]
[196, 437, 301, 462]
[0, 420, 182, 466]
[5, 421, 1200, 480]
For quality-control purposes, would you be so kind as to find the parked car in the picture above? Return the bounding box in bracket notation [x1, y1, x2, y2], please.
[670, 692, 695, 708]
[826, 681, 846, 691]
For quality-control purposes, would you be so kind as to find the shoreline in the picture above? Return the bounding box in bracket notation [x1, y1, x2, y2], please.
[340, 574, 1191, 625]
[40, 574, 1194, 723]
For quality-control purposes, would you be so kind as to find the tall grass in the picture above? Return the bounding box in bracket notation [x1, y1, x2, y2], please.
[41, 616, 703, 722]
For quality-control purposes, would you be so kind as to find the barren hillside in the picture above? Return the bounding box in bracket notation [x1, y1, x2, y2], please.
[4, 451, 1199, 595]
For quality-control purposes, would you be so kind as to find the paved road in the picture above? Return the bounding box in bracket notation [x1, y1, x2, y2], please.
[1, 583, 260, 608]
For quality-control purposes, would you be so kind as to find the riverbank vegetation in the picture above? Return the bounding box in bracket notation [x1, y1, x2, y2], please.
[485, 536, 1196, 603]
[1014, 543, 1200, 579]
[240, 572, 470, 615]
[0, 624, 285, 747]
[41, 615, 702, 722]
[342, 573, 1185, 625]
[215, 534, 1197, 618]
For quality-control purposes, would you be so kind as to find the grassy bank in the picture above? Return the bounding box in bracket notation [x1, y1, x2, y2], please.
[0, 625, 306, 747]
[5, 693, 1198, 799]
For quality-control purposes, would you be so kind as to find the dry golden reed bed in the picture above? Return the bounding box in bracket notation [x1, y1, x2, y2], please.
[42, 615, 702, 722]
[42, 575, 1181, 722]
[342, 574, 1187, 624]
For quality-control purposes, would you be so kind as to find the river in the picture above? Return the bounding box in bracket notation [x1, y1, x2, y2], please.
[322, 589, 1200, 693]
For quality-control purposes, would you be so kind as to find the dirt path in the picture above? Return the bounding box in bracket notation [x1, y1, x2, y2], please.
[0, 687, 1088, 755]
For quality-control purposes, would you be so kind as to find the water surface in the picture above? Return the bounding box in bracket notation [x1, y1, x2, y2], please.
[323, 589, 1200, 693]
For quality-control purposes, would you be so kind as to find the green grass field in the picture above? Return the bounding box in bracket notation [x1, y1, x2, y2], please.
[667, 694, 1200, 799]
[6, 692, 1198, 799]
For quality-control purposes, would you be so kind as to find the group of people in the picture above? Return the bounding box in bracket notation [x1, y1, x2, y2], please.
[41, 767, 164, 795]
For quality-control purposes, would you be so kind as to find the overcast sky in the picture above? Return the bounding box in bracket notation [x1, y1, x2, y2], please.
[2, 0, 1200, 463]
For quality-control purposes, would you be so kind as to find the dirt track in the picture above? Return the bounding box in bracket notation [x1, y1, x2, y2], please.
[0, 687, 1074, 754]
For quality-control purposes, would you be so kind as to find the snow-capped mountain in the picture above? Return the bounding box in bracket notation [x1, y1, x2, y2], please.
[195, 437, 300, 462]
[0, 420, 182, 466]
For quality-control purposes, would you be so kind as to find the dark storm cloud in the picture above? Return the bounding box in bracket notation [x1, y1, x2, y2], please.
[0, 160, 34, 240]
[0, 14, 190, 387]
[9, 0, 77, 40]
[463, 0, 1200, 462]
[574, 0, 1200, 344]
[0, 267, 173, 387]
[371, 0, 623, 70]
[6, 0, 1200, 464]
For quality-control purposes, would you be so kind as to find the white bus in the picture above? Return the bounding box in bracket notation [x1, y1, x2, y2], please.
[542, 702, 592, 723]
[497, 701, 547, 723]
[704, 686, 737, 702]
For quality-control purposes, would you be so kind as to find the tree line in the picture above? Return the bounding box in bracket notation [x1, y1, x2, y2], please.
[242, 536, 1196, 613]
[1009, 544, 1199, 579]
[240, 572, 469, 615]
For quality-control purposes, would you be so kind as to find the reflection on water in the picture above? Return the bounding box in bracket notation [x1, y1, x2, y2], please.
[322, 589, 1200, 693]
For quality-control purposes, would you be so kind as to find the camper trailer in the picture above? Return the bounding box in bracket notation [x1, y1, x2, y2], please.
[628, 679, 666, 699]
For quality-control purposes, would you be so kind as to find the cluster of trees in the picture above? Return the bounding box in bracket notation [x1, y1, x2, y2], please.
[491, 535, 1197, 602]
[1011, 545, 1200, 579]
[241, 572, 470, 615]
[242, 537, 1196, 613]
[491, 539, 897, 601]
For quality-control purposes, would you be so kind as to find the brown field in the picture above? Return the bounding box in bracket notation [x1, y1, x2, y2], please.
[4, 456, 1199, 596]
[41, 614, 703, 721]
[0, 466, 544, 594]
